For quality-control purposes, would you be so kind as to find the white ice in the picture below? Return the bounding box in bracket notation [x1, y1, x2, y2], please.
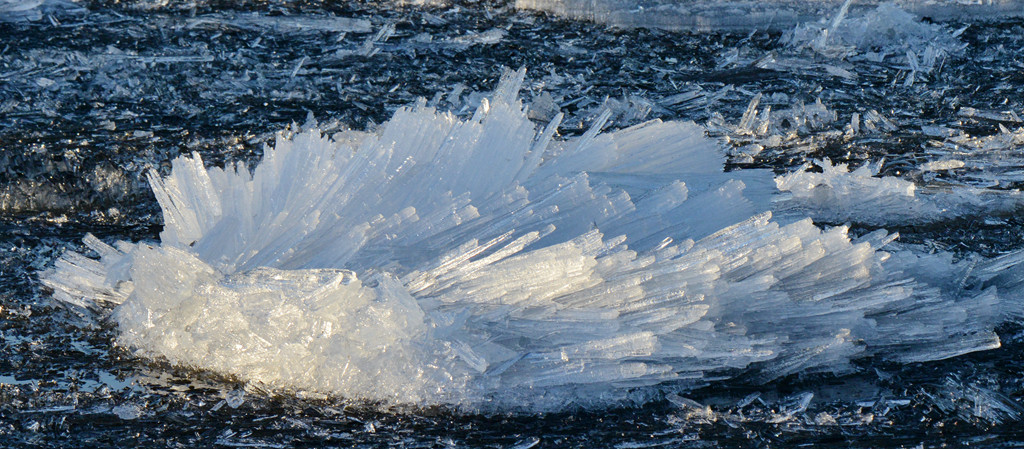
[782, 1, 967, 75]
[42, 69, 1024, 412]
[773, 159, 1024, 226]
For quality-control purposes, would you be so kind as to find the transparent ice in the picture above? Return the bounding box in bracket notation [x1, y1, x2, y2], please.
[712, 91, 1024, 227]
[42, 69, 1024, 412]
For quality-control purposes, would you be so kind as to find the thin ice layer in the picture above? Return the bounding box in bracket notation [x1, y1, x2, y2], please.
[42, 70, 1024, 412]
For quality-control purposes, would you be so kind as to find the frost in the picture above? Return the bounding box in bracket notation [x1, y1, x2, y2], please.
[716, 91, 1024, 226]
[509, 437, 541, 449]
[515, 0, 827, 32]
[42, 70, 1024, 412]
[444, 28, 507, 47]
[919, 159, 965, 172]
[661, 386, 922, 431]
[666, 394, 714, 422]
[225, 390, 245, 408]
[185, 13, 372, 34]
[924, 376, 1024, 426]
[705, 2, 983, 89]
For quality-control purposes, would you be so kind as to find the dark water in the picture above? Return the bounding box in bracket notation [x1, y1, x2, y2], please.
[3, 0, 1024, 446]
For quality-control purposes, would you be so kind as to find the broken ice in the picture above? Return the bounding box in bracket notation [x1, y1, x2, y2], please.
[514, 0, 1024, 32]
[0, 0, 84, 21]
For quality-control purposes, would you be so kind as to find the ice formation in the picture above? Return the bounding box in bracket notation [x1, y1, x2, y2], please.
[0, 0, 83, 21]
[514, 0, 1024, 32]
[695, 1, 968, 87]
[708, 94, 846, 164]
[1, 0, 48, 21]
[713, 94, 1024, 225]
[774, 159, 1024, 226]
[783, 1, 966, 75]
[42, 70, 1024, 411]
[708, 94, 898, 164]
[936, 124, 1024, 187]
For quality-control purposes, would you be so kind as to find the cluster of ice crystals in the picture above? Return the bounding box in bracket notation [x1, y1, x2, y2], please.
[42, 70, 1024, 411]
[708, 94, 898, 164]
[515, 0, 1024, 32]
[784, 1, 967, 74]
[775, 159, 925, 223]
[932, 124, 1024, 187]
[774, 158, 1024, 226]
[0, 0, 82, 22]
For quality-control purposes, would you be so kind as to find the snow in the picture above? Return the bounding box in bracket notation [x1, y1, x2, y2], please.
[42, 70, 1024, 412]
